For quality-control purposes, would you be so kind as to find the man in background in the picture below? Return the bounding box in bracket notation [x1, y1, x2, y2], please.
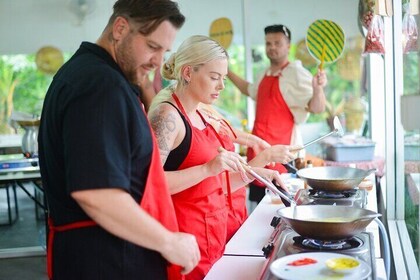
[228, 24, 328, 204]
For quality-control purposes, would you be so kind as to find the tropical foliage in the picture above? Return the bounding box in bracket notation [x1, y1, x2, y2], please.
[0, 55, 52, 133]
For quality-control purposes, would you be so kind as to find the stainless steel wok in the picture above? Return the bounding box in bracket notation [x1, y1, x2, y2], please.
[277, 205, 381, 240]
[296, 166, 376, 191]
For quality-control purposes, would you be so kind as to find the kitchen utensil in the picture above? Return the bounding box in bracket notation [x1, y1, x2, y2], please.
[306, 19, 345, 70]
[241, 163, 297, 206]
[296, 166, 376, 191]
[217, 146, 296, 205]
[291, 116, 344, 152]
[276, 205, 381, 240]
[270, 252, 371, 280]
[17, 119, 40, 158]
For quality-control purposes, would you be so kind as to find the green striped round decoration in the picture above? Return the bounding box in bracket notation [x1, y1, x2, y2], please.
[306, 19, 345, 64]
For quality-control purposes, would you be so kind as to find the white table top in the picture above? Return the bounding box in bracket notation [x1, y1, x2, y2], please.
[204, 255, 266, 280]
[0, 170, 40, 181]
[224, 196, 280, 256]
[0, 135, 22, 148]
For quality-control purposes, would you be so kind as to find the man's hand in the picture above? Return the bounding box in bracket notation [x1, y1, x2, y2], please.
[161, 232, 200, 274]
[312, 70, 327, 89]
[309, 70, 327, 113]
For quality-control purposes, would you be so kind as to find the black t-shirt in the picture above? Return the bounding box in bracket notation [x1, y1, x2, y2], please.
[39, 42, 166, 279]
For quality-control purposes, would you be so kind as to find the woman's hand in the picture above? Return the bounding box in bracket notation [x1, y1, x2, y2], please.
[262, 145, 300, 165]
[250, 167, 288, 192]
[247, 134, 271, 154]
[205, 148, 247, 176]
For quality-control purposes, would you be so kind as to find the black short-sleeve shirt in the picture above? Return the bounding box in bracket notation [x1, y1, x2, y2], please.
[38, 42, 166, 279]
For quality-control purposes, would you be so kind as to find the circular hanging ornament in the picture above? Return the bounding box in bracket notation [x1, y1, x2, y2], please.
[295, 38, 317, 68]
[209, 17, 233, 49]
[35, 46, 64, 75]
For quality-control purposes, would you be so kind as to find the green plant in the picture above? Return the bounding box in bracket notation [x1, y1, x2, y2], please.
[13, 55, 53, 116]
[0, 58, 18, 133]
[0, 55, 54, 134]
[403, 52, 420, 95]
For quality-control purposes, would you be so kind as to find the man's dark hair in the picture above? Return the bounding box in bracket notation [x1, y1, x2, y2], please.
[108, 0, 185, 35]
[264, 24, 291, 42]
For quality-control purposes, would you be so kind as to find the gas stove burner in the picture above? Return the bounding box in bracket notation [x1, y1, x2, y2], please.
[294, 188, 367, 208]
[293, 235, 364, 250]
[308, 189, 357, 199]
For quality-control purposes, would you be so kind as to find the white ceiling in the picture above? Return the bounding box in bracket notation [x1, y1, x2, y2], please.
[0, 0, 360, 55]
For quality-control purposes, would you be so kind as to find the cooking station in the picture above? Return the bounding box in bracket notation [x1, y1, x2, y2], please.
[259, 191, 376, 280]
[204, 173, 387, 280]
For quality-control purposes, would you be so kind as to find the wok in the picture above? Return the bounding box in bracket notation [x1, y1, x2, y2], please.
[277, 205, 381, 240]
[296, 166, 376, 191]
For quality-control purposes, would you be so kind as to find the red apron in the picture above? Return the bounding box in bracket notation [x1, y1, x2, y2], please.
[215, 126, 248, 242]
[171, 94, 228, 280]
[225, 187, 247, 241]
[47, 107, 182, 280]
[247, 69, 294, 186]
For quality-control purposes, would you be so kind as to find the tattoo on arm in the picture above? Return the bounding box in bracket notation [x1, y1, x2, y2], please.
[150, 107, 177, 164]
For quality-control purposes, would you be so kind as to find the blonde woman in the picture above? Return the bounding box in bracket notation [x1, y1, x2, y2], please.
[148, 35, 296, 279]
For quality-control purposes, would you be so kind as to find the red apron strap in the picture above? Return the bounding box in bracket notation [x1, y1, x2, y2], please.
[197, 111, 233, 211]
[47, 218, 97, 279]
[138, 100, 183, 280]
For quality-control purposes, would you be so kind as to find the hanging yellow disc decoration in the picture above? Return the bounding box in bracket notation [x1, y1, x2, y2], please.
[295, 38, 317, 68]
[306, 19, 345, 70]
[35, 46, 64, 75]
[209, 17, 233, 49]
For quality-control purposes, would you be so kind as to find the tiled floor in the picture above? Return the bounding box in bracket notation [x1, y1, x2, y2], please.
[0, 256, 47, 280]
[0, 184, 47, 280]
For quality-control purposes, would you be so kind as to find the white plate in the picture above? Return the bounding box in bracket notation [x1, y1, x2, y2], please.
[270, 252, 371, 280]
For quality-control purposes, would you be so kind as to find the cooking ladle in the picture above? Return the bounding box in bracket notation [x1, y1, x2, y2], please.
[291, 116, 344, 152]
